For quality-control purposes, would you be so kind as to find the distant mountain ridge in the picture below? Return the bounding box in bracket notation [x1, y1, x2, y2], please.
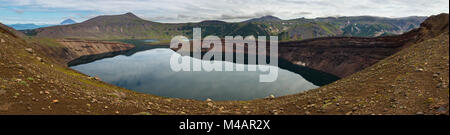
[7, 24, 54, 30]
[60, 19, 76, 25]
[30, 12, 427, 41]
[245, 15, 282, 22]
[7, 19, 77, 30]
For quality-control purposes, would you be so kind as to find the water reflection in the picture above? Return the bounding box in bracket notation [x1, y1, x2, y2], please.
[69, 40, 339, 100]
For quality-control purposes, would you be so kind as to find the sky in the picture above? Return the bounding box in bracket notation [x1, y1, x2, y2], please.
[0, 0, 448, 24]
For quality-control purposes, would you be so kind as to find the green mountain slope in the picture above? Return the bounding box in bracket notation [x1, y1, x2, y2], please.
[29, 13, 427, 41]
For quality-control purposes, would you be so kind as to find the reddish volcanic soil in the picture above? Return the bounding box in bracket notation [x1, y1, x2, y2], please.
[0, 13, 448, 115]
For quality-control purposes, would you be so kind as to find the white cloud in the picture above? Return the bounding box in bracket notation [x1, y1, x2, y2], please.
[1, 0, 449, 23]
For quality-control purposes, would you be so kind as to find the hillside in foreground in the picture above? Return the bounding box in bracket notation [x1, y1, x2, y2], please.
[0, 14, 448, 115]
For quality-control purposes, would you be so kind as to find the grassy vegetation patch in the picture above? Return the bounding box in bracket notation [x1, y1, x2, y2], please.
[26, 37, 63, 47]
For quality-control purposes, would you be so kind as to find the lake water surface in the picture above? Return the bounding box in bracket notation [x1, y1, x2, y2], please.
[70, 40, 339, 100]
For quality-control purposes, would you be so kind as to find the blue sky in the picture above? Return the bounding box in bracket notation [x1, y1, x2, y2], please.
[0, 0, 449, 24]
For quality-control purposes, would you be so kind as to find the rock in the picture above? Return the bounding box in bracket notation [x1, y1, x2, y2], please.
[207, 102, 214, 107]
[16, 64, 24, 69]
[115, 111, 120, 114]
[112, 92, 127, 99]
[433, 73, 439, 78]
[415, 68, 424, 72]
[271, 110, 279, 115]
[344, 101, 350, 105]
[391, 104, 397, 108]
[416, 112, 424, 115]
[52, 99, 59, 103]
[345, 111, 352, 115]
[0, 38, 5, 43]
[352, 106, 358, 111]
[269, 94, 275, 99]
[307, 104, 316, 108]
[94, 76, 101, 81]
[147, 102, 154, 105]
[0, 90, 6, 95]
[0, 103, 11, 111]
[36, 57, 43, 62]
[25, 48, 33, 53]
[206, 98, 212, 102]
[305, 111, 311, 115]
